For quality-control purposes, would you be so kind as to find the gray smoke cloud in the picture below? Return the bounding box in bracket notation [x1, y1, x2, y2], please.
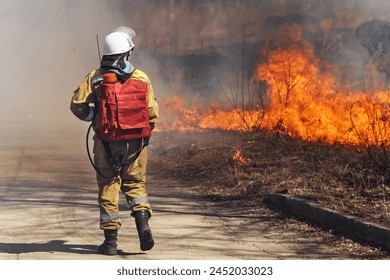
[1, 0, 390, 147]
[0, 0, 141, 147]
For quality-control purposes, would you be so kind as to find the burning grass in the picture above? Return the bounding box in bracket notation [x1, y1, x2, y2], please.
[150, 35, 390, 255]
[150, 129, 390, 229]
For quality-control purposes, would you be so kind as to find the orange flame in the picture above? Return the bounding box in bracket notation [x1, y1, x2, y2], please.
[155, 96, 201, 132]
[232, 149, 251, 164]
[256, 45, 390, 146]
[157, 45, 390, 147]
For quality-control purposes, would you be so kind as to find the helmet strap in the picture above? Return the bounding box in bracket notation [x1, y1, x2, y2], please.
[125, 51, 131, 61]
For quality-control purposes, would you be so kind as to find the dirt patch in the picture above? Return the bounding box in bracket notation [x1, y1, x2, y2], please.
[150, 130, 390, 257]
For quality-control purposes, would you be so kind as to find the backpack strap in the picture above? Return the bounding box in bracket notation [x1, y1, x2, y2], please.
[91, 75, 104, 85]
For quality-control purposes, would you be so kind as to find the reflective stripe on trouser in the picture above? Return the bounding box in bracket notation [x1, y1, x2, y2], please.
[94, 137, 152, 230]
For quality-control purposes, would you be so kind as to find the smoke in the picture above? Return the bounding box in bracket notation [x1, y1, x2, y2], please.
[1, 0, 390, 147]
[0, 0, 139, 147]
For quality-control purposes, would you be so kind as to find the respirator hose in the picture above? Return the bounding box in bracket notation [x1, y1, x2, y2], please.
[86, 122, 113, 179]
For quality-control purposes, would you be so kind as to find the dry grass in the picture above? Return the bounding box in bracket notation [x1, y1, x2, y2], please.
[150, 130, 390, 258]
[151, 129, 390, 228]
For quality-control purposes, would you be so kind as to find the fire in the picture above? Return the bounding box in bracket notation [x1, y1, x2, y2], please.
[232, 149, 251, 164]
[156, 96, 201, 132]
[156, 98, 263, 132]
[256, 45, 390, 146]
[157, 45, 390, 148]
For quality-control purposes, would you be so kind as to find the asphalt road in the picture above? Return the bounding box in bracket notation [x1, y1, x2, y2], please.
[0, 129, 354, 260]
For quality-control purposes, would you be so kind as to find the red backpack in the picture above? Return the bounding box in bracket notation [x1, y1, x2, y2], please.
[98, 72, 151, 141]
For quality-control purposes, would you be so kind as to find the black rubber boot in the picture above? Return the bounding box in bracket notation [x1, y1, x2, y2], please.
[134, 210, 154, 251]
[98, 229, 118, 255]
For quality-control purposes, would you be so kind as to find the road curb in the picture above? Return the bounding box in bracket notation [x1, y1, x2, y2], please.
[266, 193, 390, 251]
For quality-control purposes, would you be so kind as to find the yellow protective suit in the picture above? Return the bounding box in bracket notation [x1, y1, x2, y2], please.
[71, 68, 158, 230]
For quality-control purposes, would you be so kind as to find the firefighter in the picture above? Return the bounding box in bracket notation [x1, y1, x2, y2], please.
[70, 27, 159, 255]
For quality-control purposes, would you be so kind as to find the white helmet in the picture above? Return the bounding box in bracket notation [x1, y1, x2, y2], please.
[112, 26, 136, 49]
[102, 32, 131, 56]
